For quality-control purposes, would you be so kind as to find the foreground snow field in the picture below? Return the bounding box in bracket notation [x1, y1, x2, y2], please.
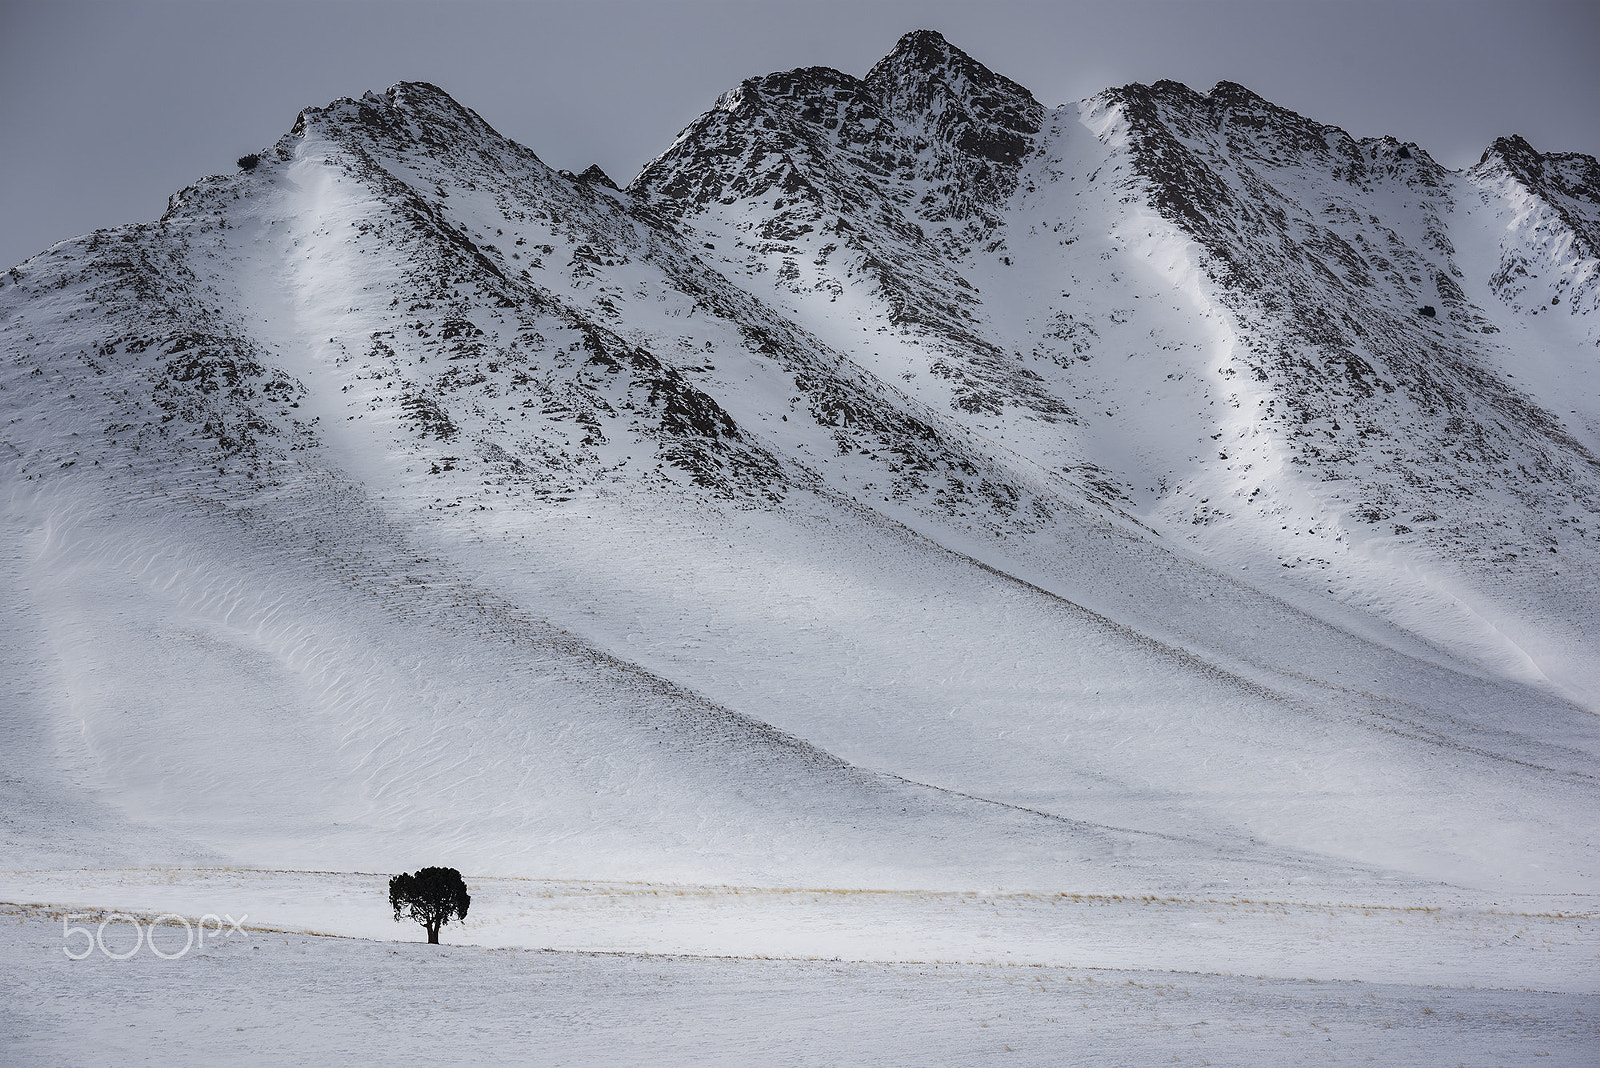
[1, 868, 1595, 990]
[4, 902, 1596, 1067]
[3, 868, 1595, 1064]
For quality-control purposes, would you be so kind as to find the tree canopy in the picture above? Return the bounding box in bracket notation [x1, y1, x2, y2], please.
[389, 867, 471, 944]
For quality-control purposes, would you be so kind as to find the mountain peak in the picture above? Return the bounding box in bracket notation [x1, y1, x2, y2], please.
[291, 79, 506, 155]
[1479, 133, 1543, 177]
[1207, 80, 1268, 106]
[865, 29, 1035, 111]
[868, 29, 956, 74]
[862, 29, 1041, 170]
[576, 163, 619, 190]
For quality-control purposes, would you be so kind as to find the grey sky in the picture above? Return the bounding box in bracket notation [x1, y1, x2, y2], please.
[2, 0, 1596, 272]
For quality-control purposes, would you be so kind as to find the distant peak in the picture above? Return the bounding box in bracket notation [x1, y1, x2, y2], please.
[576, 164, 619, 190]
[372, 82, 496, 131]
[879, 28, 953, 67]
[379, 81, 466, 114]
[1208, 80, 1267, 105]
[387, 80, 450, 98]
[865, 28, 1019, 94]
[1480, 134, 1542, 176]
[864, 28, 1038, 128]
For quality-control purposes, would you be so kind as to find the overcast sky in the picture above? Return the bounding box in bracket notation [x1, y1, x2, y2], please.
[2, 0, 1596, 271]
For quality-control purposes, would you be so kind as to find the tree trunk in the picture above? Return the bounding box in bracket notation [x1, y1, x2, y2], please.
[427, 924, 439, 944]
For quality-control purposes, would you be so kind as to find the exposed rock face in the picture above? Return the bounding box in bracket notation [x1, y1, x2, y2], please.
[629, 31, 1063, 418]
[1472, 134, 1600, 314]
[1085, 79, 1600, 583]
[576, 164, 620, 190]
[860, 28, 1044, 214]
[1478, 135, 1600, 252]
[638, 29, 1042, 224]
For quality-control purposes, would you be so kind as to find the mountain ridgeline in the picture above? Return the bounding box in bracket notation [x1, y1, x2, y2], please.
[3, 32, 1598, 893]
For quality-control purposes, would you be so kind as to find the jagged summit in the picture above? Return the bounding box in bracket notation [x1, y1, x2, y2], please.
[865, 28, 957, 77]
[1476, 133, 1600, 231]
[863, 27, 1020, 94]
[866, 30, 1042, 173]
[635, 30, 1041, 210]
[863, 30, 1041, 158]
[626, 31, 1059, 417]
[1480, 133, 1548, 176]
[297, 80, 516, 153]
[1111, 77, 1365, 166]
[576, 163, 619, 189]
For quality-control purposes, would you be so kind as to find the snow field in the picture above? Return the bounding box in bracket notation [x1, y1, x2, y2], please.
[3, 903, 1596, 1067]
[1, 869, 1595, 991]
[7, 461, 1598, 895]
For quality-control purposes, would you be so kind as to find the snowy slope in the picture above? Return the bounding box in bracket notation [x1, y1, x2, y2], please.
[631, 34, 1600, 707]
[3, 29, 1598, 980]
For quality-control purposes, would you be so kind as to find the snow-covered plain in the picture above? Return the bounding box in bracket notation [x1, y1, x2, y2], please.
[8, 905, 1595, 1068]
[4, 30, 1599, 1064]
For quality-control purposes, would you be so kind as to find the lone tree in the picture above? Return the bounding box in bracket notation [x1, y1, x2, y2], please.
[389, 867, 470, 944]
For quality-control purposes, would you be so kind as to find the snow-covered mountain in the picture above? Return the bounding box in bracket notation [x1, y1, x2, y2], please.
[3, 31, 1598, 910]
